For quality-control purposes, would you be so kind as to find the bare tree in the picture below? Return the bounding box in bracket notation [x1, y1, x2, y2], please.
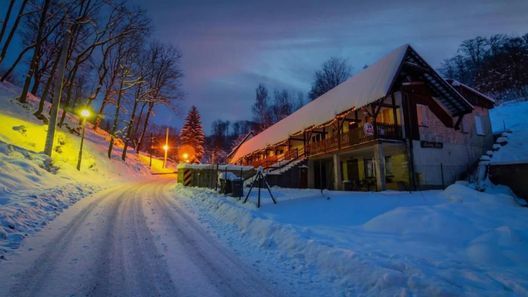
[134, 41, 183, 153]
[58, 1, 148, 128]
[0, 0, 16, 47]
[18, 0, 51, 103]
[0, 0, 29, 65]
[251, 84, 272, 131]
[308, 57, 351, 100]
[271, 89, 293, 123]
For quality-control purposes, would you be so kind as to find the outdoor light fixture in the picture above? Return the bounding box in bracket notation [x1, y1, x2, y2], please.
[178, 144, 195, 164]
[77, 107, 91, 171]
[163, 144, 169, 151]
[80, 109, 90, 118]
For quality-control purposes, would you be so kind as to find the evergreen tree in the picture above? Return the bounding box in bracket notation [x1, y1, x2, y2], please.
[180, 106, 205, 162]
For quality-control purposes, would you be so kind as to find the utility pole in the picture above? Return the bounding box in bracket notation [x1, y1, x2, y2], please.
[44, 19, 70, 156]
[163, 127, 169, 168]
[76, 109, 90, 170]
[149, 133, 153, 168]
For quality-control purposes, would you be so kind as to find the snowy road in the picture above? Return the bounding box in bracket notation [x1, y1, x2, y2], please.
[0, 177, 281, 297]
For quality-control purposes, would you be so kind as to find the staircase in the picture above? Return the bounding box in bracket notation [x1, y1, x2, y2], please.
[244, 147, 308, 188]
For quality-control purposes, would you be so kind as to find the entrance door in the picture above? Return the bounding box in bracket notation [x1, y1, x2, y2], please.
[347, 159, 360, 189]
[314, 159, 329, 189]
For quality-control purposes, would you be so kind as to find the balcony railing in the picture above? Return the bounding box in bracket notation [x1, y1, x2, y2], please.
[308, 123, 402, 156]
[245, 123, 401, 167]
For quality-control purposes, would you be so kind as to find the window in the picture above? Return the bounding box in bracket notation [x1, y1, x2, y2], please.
[385, 156, 393, 176]
[364, 159, 375, 178]
[380, 108, 394, 124]
[416, 104, 429, 127]
[475, 115, 485, 135]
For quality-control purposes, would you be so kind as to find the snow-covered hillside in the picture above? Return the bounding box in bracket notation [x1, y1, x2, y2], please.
[489, 99, 528, 165]
[0, 81, 170, 256]
[174, 183, 528, 296]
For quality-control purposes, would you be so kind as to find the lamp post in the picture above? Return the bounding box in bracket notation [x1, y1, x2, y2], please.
[77, 108, 90, 171]
[163, 127, 169, 168]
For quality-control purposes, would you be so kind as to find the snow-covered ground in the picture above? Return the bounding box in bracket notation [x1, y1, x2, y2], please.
[0, 81, 173, 256]
[167, 100, 528, 296]
[489, 99, 528, 165]
[174, 183, 528, 296]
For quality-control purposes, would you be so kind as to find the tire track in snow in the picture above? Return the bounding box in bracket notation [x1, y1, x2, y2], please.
[148, 181, 281, 297]
[4, 185, 126, 297]
[0, 179, 281, 297]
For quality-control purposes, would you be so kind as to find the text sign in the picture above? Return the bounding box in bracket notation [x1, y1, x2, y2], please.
[420, 141, 443, 149]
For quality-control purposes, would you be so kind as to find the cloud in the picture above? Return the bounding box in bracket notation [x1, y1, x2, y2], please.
[133, 0, 528, 132]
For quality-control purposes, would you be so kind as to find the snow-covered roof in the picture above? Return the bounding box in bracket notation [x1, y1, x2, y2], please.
[231, 45, 409, 162]
[231, 44, 474, 163]
[447, 79, 496, 104]
[226, 131, 254, 159]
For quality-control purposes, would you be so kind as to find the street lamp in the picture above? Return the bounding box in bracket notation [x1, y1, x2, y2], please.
[162, 127, 169, 168]
[77, 108, 91, 171]
[162, 144, 169, 168]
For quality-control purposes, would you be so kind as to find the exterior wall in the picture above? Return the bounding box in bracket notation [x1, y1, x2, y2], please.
[412, 105, 494, 188]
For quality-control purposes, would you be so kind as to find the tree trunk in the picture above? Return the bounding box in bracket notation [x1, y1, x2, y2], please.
[135, 103, 153, 153]
[0, 44, 32, 81]
[94, 85, 113, 130]
[108, 73, 125, 159]
[121, 87, 141, 161]
[31, 70, 42, 95]
[19, 0, 50, 103]
[44, 22, 70, 157]
[34, 51, 60, 121]
[0, 0, 28, 66]
[0, 0, 15, 46]
[134, 101, 147, 137]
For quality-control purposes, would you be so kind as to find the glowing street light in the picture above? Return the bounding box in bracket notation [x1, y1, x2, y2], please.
[77, 108, 91, 171]
[163, 127, 169, 168]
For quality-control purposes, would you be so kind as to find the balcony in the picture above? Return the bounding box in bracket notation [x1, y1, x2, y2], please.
[308, 123, 402, 156]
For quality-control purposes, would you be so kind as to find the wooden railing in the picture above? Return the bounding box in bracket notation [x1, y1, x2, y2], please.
[247, 123, 401, 168]
[250, 147, 305, 169]
[308, 123, 402, 156]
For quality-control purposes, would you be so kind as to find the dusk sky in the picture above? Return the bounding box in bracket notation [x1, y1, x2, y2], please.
[3, 0, 528, 132]
[133, 0, 527, 132]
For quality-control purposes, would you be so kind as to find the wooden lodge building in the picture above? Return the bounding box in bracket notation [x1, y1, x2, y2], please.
[228, 45, 495, 191]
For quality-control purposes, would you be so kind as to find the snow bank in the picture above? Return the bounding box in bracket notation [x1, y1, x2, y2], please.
[489, 100, 528, 165]
[174, 184, 528, 296]
[0, 81, 154, 256]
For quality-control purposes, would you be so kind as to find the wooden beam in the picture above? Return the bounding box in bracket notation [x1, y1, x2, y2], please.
[454, 114, 464, 130]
